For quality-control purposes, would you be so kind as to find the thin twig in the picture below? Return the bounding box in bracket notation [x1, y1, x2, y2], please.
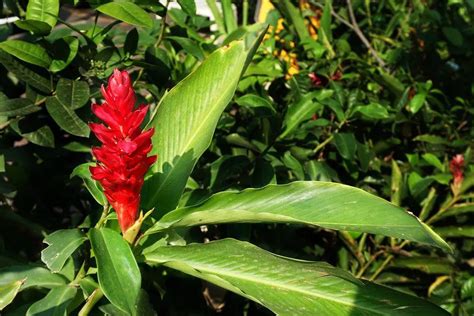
[155, 0, 171, 48]
[345, 0, 388, 71]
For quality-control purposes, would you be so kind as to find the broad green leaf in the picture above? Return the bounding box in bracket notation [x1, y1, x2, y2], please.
[235, 94, 275, 112]
[89, 228, 141, 315]
[124, 28, 138, 56]
[0, 50, 52, 93]
[146, 181, 450, 252]
[56, 78, 90, 110]
[142, 28, 265, 212]
[354, 102, 389, 119]
[0, 266, 67, 290]
[97, 2, 153, 28]
[26, 0, 59, 28]
[41, 229, 87, 273]
[46, 96, 90, 137]
[15, 20, 51, 36]
[144, 238, 448, 315]
[278, 91, 332, 139]
[0, 280, 23, 311]
[49, 37, 79, 73]
[334, 133, 357, 160]
[10, 122, 54, 148]
[0, 40, 51, 68]
[70, 163, 107, 205]
[26, 285, 77, 316]
[0, 98, 40, 117]
[414, 134, 448, 145]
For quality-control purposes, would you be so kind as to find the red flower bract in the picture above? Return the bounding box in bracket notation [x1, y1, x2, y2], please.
[449, 154, 464, 187]
[90, 69, 157, 233]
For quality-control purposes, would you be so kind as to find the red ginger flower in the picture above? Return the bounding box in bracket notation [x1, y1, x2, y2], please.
[89, 69, 157, 233]
[449, 154, 464, 187]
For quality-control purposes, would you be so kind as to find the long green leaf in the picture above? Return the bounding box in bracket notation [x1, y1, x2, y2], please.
[89, 228, 141, 315]
[0, 50, 52, 93]
[0, 266, 67, 290]
[0, 98, 40, 117]
[142, 28, 265, 213]
[0, 40, 51, 68]
[144, 239, 448, 315]
[55, 78, 90, 110]
[96, 2, 153, 28]
[146, 181, 450, 252]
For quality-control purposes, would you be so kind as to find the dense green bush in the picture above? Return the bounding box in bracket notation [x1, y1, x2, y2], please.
[0, 0, 472, 314]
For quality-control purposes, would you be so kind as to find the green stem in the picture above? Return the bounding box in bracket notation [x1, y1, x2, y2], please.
[242, 0, 249, 26]
[312, 135, 334, 155]
[95, 204, 110, 229]
[369, 254, 393, 281]
[78, 288, 104, 316]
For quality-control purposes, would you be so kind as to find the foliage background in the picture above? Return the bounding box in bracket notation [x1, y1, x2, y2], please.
[0, 0, 472, 314]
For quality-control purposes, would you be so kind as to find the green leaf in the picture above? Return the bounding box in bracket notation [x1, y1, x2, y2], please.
[334, 133, 357, 160]
[144, 239, 448, 315]
[0, 266, 67, 290]
[235, 94, 275, 112]
[41, 229, 87, 273]
[354, 103, 389, 119]
[435, 226, 474, 238]
[0, 280, 23, 311]
[146, 181, 450, 252]
[414, 134, 448, 145]
[15, 20, 51, 36]
[89, 228, 141, 315]
[46, 96, 90, 137]
[142, 28, 265, 213]
[422, 153, 444, 171]
[177, 0, 196, 16]
[26, 0, 59, 28]
[442, 27, 463, 47]
[0, 98, 40, 117]
[0, 50, 52, 93]
[10, 122, 55, 148]
[392, 257, 454, 274]
[49, 37, 79, 73]
[279, 91, 331, 139]
[124, 28, 139, 56]
[70, 163, 107, 206]
[0, 40, 51, 68]
[167, 36, 204, 60]
[97, 2, 153, 28]
[408, 93, 427, 114]
[26, 285, 77, 316]
[56, 78, 90, 110]
[221, 0, 237, 33]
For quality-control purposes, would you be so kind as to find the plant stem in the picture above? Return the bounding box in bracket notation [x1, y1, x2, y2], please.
[312, 135, 334, 155]
[155, 0, 170, 48]
[78, 288, 104, 316]
[242, 0, 249, 26]
[95, 204, 110, 229]
[345, 0, 387, 71]
[369, 254, 393, 281]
